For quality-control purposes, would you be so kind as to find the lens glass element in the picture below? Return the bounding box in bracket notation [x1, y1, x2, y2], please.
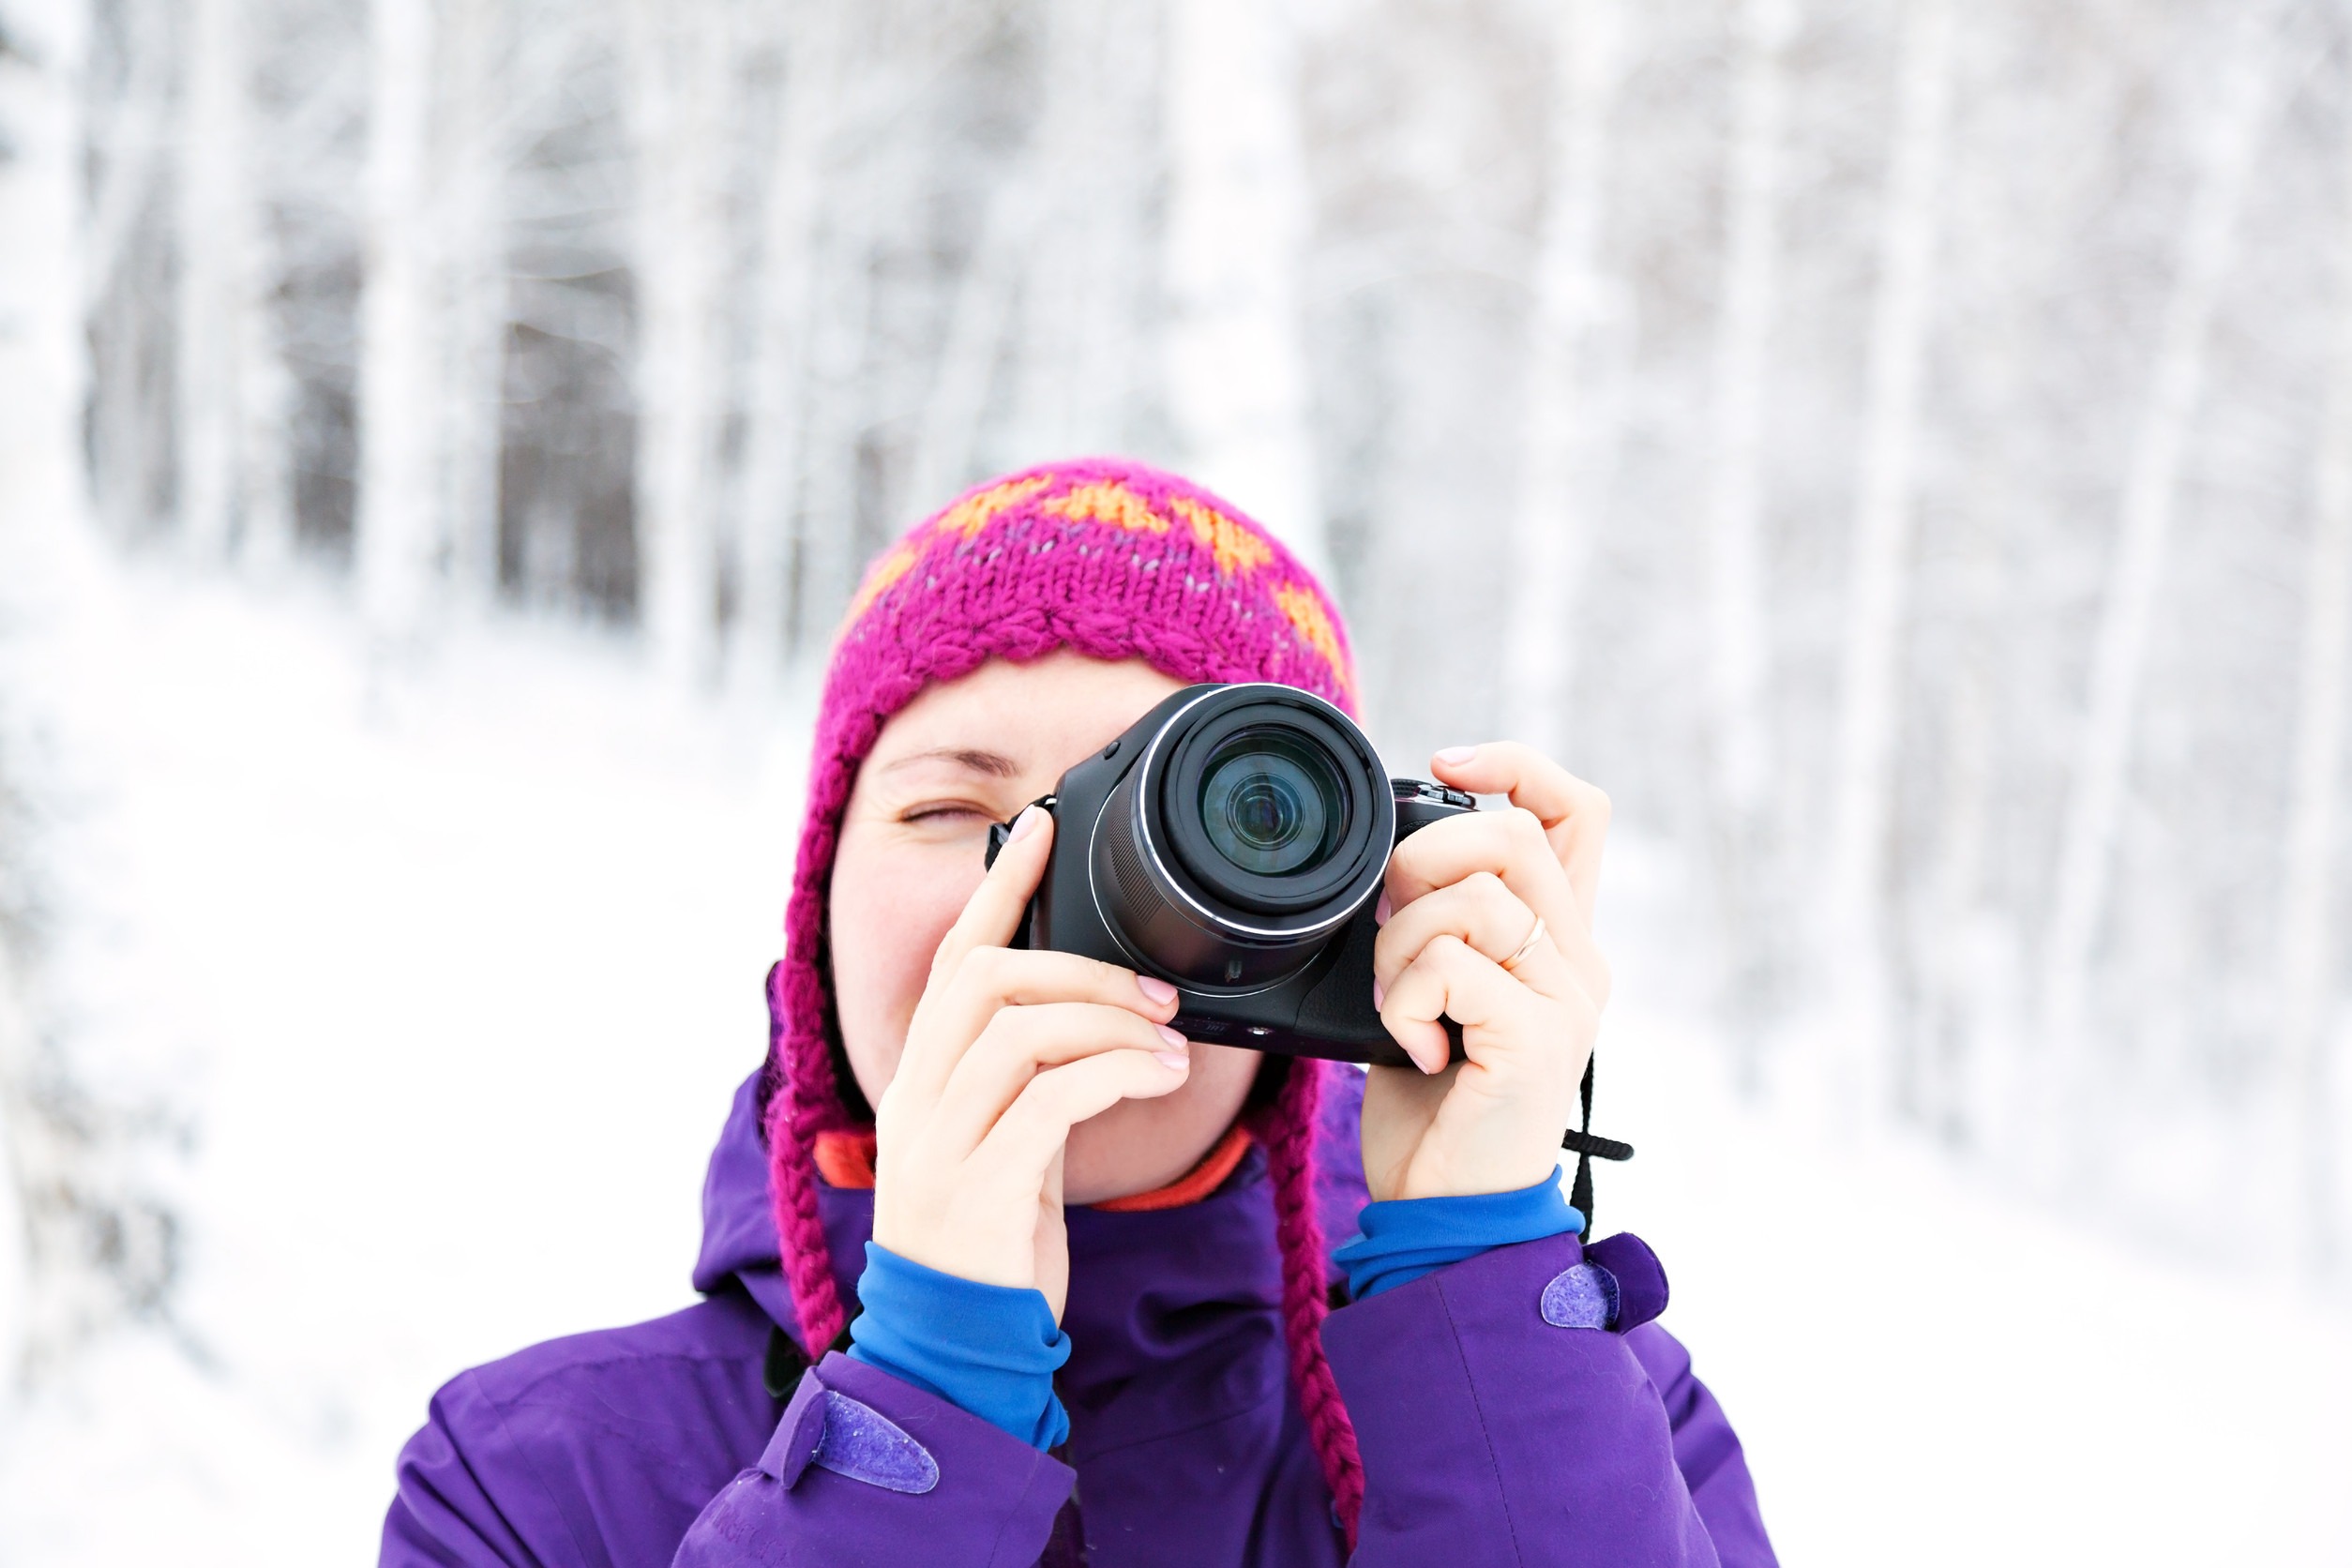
[1198, 731, 1344, 877]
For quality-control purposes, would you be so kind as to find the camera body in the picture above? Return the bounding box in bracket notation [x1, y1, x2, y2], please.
[992, 683, 1474, 1068]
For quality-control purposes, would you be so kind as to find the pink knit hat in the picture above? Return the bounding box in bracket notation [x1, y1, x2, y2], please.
[761, 456, 1366, 1531]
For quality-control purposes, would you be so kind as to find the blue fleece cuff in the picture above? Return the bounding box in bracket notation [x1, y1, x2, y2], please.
[846, 1242, 1072, 1451]
[1332, 1171, 1586, 1301]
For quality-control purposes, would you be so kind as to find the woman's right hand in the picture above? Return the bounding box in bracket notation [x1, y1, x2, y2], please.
[868, 806, 1193, 1323]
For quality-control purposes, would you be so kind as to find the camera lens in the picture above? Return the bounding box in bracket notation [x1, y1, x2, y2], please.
[1088, 683, 1395, 990]
[1199, 733, 1340, 876]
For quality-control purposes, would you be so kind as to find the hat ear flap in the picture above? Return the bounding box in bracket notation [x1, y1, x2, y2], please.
[1259, 1058, 1365, 1545]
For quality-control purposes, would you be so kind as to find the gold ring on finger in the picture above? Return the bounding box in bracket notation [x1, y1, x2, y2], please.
[1500, 914, 1546, 972]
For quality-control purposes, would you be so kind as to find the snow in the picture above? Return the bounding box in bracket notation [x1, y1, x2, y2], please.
[1, 538, 2346, 1564]
[1606, 1008, 2352, 1564]
[0, 530, 815, 1561]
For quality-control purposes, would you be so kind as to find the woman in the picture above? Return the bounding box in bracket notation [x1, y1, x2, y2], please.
[382, 459, 1774, 1566]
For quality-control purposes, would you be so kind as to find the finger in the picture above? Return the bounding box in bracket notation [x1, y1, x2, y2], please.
[1379, 867, 1611, 1011]
[931, 1002, 1190, 1155]
[972, 1048, 1193, 1184]
[1035, 1147, 1069, 1324]
[1373, 871, 1587, 1005]
[1382, 934, 1594, 1085]
[901, 946, 1179, 1102]
[1429, 743, 1610, 925]
[1386, 807, 1580, 945]
[927, 805, 1056, 983]
[1380, 932, 1523, 1076]
[1544, 912, 1613, 1013]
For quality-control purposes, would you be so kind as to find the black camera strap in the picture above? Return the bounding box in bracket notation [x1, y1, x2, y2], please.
[1559, 1052, 1634, 1230]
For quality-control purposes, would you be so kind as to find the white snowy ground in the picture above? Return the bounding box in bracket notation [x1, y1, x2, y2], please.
[1, 531, 2347, 1567]
[0, 528, 822, 1562]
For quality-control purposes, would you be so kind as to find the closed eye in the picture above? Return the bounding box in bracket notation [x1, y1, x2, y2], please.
[898, 801, 997, 826]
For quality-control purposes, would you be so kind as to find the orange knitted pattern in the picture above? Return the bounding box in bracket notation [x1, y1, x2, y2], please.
[831, 462, 1357, 703]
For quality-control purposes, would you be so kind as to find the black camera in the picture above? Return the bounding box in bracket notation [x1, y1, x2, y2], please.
[985, 682, 1475, 1068]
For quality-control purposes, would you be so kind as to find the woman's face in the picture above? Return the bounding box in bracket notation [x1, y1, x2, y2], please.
[828, 651, 1263, 1204]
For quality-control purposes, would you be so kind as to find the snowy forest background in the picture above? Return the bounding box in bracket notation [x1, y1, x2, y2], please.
[3, 0, 2352, 1560]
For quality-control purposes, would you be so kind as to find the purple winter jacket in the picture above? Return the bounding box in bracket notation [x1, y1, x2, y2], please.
[382, 1067, 1774, 1566]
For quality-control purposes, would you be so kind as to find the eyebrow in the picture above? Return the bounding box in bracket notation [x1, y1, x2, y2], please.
[879, 746, 1025, 779]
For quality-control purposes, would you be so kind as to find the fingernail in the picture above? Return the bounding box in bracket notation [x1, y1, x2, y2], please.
[1155, 1024, 1188, 1049]
[1371, 979, 1385, 1009]
[1435, 746, 1477, 765]
[1154, 1050, 1190, 1072]
[1137, 974, 1179, 1006]
[1375, 891, 1392, 926]
[1007, 806, 1044, 842]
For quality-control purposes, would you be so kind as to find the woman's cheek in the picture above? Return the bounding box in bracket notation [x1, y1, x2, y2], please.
[829, 829, 987, 1104]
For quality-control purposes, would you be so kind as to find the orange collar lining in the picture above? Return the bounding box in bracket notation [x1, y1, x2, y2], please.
[810, 1122, 1255, 1213]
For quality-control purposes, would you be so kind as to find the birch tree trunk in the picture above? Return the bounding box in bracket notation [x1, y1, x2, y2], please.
[790, 129, 878, 655]
[906, 160, 1039, 523]
[1706, 0, 1793, 1064]
[2040, 7, 2277, 1180]
[733, 0, 840, 685]
[0, 0, 88, 1387]
[0, 925, 28, 1386]
[1919, 272, 2028, 1151]
[1923, 627, 1995, 1126]
[2278, 101, 2352, 1278]
[437, 0, 509, 606]
[0, 8, 182, 1374]
[79, 0, 172, 539]
[174, 0, 256, 561]
[1162, 0, 1324, 572]
[93, 62, 181, 543]
[627, 0, 734, 684]
[355, 0, 442, 643]
[1503, 0, 1626, 756]
[231, 250, 294, 573]
[222, 0, 295, 576]
[1006, 0, 1153, 463]
[1823, 0, 1955, 1129]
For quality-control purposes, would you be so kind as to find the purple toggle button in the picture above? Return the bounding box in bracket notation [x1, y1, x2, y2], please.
[1582, 1231, 1668, 1331]
[764, 1371, 830, 1486]
[1540, 1262, 1619, 1329]
[811, 1391, 940, 1495]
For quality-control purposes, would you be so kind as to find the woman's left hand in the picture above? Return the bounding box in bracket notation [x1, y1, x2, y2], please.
[1361, 743, 1613, 1204]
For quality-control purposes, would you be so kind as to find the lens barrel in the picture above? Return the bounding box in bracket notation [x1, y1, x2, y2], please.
[1088, 685, 1394, 989]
